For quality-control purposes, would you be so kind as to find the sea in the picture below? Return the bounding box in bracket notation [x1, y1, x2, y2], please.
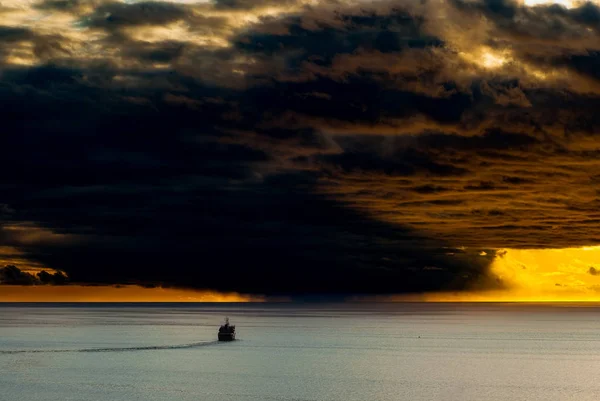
[1, 303, 599, 401]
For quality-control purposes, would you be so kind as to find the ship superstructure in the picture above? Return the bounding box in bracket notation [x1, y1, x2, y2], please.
[218, 317, 236, 341]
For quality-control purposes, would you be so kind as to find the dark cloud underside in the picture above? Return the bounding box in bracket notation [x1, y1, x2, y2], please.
[1, 0, 600, 294]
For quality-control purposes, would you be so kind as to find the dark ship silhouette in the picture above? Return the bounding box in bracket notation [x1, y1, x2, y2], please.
[218, 317, 236, 341]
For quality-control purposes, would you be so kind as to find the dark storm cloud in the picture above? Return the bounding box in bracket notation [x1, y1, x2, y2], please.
[0, 265, 67, 285]
[0, 59, 498, 294]
[82, 2, 188, 29]
[451, 0, 600, 35]
[124, 40, 186, 63]
[15, 173, 498, 294]
[0, 26, 33, 41]
[0, 265, 38, 285]
[0, 26, 69, 65]
[549, 51, 600, 81]
[35, 0, 91, 12]
[235, 10, 443, 62]
[317, 147, 470, 177]
[2, 0, 600, 294]
[449, 0, 600, 85]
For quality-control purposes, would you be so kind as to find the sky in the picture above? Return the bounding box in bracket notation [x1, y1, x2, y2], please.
[2, 0, 600, 301]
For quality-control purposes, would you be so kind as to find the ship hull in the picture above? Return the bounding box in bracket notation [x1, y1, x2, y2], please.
[218, 333, 235, 341]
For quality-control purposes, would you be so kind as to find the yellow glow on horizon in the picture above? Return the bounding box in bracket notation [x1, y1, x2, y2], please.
[485, 246, 600, 298]
[0, 285, 266, 302]
[422, 291, 600, 302]
[412, 246, 600, 302]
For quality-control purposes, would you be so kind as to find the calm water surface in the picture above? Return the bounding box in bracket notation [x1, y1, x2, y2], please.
[1, 303, 600, 401]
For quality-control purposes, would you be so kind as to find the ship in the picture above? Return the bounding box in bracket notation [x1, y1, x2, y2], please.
[218, 317, 236, 341]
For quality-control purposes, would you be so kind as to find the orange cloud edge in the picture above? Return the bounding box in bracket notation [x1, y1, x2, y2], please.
[0, 285, 269, 303]
[3, 286, 600, 303]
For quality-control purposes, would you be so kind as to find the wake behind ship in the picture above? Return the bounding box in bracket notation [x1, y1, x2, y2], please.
[218, 317, 235, 341]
